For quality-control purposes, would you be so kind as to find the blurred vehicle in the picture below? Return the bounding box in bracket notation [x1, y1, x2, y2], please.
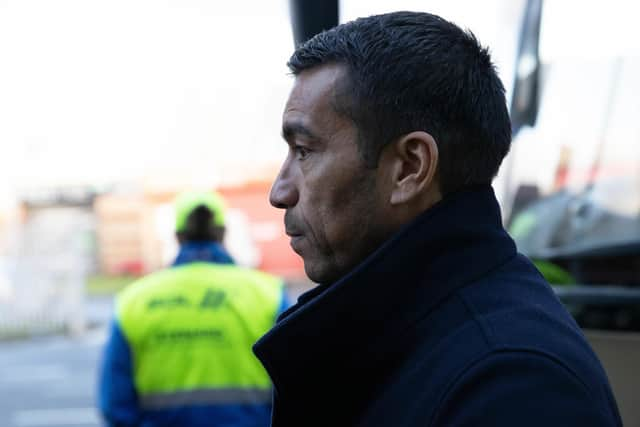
[503, 1, 640, 423]
[504, 0, 640, 327]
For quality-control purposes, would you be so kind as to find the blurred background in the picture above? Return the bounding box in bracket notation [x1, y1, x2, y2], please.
[0, 0, 638, 426]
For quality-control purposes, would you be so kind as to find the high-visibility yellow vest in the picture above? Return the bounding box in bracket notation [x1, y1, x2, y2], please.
[116, 262, 283, 409]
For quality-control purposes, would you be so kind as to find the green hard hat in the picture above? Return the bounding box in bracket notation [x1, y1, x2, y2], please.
[174, 190, 227, 232]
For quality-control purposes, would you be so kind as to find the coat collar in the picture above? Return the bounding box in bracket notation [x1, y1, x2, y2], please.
[253, 186, 516, 407]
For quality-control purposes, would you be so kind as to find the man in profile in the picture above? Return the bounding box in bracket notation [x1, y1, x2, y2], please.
[99, 191, 287, 427]
[253, 11, 622, 427]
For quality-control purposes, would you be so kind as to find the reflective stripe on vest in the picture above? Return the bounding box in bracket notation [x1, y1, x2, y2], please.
[116, 263, 282, 399]
[140, 387, 272, 410]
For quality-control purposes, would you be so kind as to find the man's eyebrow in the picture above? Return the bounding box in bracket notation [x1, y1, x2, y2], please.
[281, 122, 320, 142]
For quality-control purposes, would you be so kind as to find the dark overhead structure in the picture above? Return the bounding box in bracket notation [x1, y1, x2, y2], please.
[289, 0, 339, 46]
[510, 0, 543, 135]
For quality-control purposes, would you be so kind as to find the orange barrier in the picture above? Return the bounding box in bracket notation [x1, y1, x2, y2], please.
[219, 181, 304, 279]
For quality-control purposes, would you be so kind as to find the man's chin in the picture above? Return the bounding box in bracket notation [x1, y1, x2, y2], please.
[303, 261, 341, 287]
[289, 235, 305, 255]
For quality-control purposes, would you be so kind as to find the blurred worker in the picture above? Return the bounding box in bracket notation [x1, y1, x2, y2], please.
[98, 190, 287, 427]
[253, 11, 621, 427]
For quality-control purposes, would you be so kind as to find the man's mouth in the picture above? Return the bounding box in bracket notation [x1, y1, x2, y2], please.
[286, 229, 303, 237]
[284, 212, 305, 251]
[286, 232, 305, 252]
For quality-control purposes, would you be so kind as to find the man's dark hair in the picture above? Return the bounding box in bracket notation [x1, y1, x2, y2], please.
[177, 205, 224, 243]
[288, 11, 511, 195]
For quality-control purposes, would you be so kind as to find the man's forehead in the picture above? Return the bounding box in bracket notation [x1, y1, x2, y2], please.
[286, 63, 348, 111]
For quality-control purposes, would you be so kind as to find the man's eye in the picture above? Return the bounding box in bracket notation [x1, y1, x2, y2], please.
[294, 146, 311, 160]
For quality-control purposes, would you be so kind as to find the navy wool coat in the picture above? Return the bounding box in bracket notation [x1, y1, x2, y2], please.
[254, 186, 622, 427]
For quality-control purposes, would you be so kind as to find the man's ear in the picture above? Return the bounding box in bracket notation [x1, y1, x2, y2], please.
[386, 131, 439, 206]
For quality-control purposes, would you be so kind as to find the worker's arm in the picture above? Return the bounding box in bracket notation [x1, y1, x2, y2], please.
[97, 318, 141, 427]
[432, 351, 621, 427]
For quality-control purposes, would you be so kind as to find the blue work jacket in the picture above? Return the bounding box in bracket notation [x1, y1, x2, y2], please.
[98, 242, 288, 427]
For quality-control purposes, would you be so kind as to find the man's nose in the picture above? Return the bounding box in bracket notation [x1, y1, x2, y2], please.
[269, 161, 299, 209]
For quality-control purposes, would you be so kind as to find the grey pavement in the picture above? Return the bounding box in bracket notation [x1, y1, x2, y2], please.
[0, 296, 114, 427]
[0, 327, 107, 427]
